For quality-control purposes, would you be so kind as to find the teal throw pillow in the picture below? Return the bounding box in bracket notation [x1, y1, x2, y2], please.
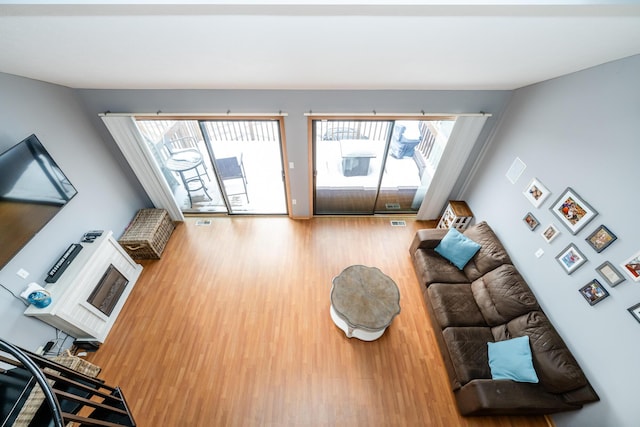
[487, 336, 539, 383]
[434, 228, 481, 270]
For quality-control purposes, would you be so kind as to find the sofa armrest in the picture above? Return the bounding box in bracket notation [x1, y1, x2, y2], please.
[455, 379, 582, 416]
[562, 383, 600, 405]
[409, 228, 448, 254]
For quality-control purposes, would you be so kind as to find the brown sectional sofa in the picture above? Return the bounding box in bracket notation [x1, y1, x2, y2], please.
[409, 221, 599, 416]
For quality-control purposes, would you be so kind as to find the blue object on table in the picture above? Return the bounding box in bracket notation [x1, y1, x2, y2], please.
[28, 291, 52, 308]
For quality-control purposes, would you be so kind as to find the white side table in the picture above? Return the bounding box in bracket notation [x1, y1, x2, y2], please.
[437, 200, 474, 231]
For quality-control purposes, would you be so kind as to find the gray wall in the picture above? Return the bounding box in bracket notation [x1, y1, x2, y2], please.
[0, 73, 150, 350]
[76, 89, 512, 218]
[464, 55, 640, 427]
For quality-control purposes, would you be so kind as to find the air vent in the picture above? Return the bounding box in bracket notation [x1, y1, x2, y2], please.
[390, 220, 406, 227]
[195, 219, 212, 226]
[385, 203, 401, 210]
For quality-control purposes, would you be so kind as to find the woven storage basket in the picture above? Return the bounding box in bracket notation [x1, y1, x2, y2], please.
[118, 209, 175, 259]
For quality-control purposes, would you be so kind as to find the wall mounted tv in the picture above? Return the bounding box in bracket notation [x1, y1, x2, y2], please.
[0, 134, 78, 270]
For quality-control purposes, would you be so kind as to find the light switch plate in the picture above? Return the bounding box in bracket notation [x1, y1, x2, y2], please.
[535, 248, 544, 258]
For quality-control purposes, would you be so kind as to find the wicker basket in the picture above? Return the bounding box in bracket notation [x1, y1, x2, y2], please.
[118, 209, 175, 259]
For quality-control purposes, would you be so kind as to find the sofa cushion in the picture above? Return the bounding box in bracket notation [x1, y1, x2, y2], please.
[412, 248, 469, 288]
[488, 336, 539, 383]
[471, 264, 540, 326]
[462, 222, 513, 282]
[507, 311, 589, 393]
[428, 283, 486, 328]
[442, 327, 493, 386]
[435, 228, 482, 270]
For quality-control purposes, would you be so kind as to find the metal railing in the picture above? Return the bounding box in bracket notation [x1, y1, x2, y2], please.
[136, 119, 280, 145]
[0, 339, 136, 427]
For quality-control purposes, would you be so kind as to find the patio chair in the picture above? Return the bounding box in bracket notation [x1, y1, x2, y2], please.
[216, 153, 249, 203]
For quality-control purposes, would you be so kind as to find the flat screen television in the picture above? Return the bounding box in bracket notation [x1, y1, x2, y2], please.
[0, 134, 78, 270]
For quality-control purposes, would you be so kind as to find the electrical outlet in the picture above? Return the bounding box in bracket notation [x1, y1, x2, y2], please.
[17, 268, 29, 279]
[535, 248, 544, 258]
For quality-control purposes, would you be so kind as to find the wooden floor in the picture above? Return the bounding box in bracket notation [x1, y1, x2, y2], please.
[87, 217, 550, 427]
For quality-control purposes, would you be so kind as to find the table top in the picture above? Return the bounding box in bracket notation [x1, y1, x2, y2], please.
[165, 150, 203, 172]
[330, 265, 400, 331]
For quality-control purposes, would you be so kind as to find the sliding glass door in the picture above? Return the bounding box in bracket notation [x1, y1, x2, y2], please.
[312, 118, 455, 215]
[136, 118, 287, 215]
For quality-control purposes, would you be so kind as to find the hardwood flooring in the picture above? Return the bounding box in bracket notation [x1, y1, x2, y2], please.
[87, 217, 550, 427]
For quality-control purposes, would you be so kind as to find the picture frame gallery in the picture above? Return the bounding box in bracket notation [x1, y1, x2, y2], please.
[518, 178, 639, 321]
[550, 187, 598, 235]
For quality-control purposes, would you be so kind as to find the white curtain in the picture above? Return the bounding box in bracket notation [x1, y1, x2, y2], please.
[100, 115, 184, 221]
[416, 115, 489, 220]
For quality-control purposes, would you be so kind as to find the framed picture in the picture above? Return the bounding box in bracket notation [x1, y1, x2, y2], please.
[579, 279, 609, 306]
[596, 261, 625, 287]
[585, 225, 617, 253]
[621, 251, 640, 282]
[523, 212, 539, 231]
[549, 187, 598, 235]
[523, 178, 551, 208]
[541, 224, 560, 243]
[628, 302, 640, 324]
[556, 244, 587, 275]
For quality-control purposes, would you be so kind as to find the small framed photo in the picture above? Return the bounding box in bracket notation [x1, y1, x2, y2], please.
[541, 224, 560, 243]
[585, 225, 617, 253]
[523, 212, 539, 231]
[596, 261, 625, 287]
[621, 251, 640, 282]
[523, 178, 551, 208]
[628, 302, 640, 323]
[579, 279, 609, 306]
[556, 244, 587, 275]
[549, 187, 598, 235]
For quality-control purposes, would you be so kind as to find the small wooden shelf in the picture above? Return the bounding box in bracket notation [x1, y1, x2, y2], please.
[437, 200, 474, 230]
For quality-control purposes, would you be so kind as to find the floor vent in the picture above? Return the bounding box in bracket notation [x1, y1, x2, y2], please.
[385, 203, 401, 210]
[390, 220, 406, 227]
[195, 219, 212, 226]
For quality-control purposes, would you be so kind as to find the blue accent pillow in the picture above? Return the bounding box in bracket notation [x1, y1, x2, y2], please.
[434, 228, 481, 270]
[487, 336, 539, 383]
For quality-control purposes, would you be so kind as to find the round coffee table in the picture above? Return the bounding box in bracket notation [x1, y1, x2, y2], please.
[330, 265, 400, 341]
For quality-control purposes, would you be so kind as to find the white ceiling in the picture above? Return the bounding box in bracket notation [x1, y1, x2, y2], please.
[1, 1, 639, 90]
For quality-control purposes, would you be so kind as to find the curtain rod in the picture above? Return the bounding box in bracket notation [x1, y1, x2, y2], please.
[100, 111, 288, 117]
[303, 112, 491, 117]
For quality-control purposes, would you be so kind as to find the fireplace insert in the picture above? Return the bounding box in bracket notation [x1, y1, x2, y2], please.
[87, 264, 128, 316]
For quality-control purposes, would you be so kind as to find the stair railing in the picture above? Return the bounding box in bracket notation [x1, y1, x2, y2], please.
[0, 338, 136, 427]
[1, 339, 65, 427]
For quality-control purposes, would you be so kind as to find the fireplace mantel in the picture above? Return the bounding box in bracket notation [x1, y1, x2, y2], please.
[24, 231, 143, 342]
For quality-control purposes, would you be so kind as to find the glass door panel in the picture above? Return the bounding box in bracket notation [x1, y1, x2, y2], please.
[136, 118, 288, 215]
[200, 120, 287, 214]
[313, 118, 456, 215]
[314, 120, 392, 214]
[373, 119, 455, 213]
[135, 119, 228, 214]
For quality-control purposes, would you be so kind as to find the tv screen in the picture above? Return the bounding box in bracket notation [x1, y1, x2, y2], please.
[0, 134, 77, 270]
